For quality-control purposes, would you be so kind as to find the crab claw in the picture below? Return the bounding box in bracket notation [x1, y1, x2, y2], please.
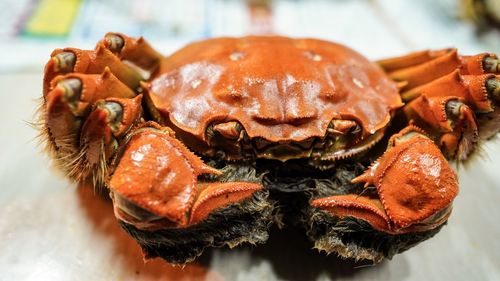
[109, 124, 264, 228]
[312, 126, 458, 234]
[108, 124, 272, 263]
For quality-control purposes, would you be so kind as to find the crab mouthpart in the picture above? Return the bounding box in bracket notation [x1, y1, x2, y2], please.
[252, 138, 317, 161]
[206, 118, 382, 162]
[314, 129, 384, 161]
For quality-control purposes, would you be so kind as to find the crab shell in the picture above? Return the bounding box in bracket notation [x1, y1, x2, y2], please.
[146, 37, 404, 158]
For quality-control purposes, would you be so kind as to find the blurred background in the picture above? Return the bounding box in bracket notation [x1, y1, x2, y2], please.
[0, 0, 499, 280]
[1, 0, 500, 72]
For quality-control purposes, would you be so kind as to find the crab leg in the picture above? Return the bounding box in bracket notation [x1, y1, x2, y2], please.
[43, 32, 164, 94]
[311, 126, 458, 235]
[44, 46, 143, 96]
[100, 32, 163, 73]
[41, 33, 168, 182]
[377, 48, 451, 72]
[380, 49, 500, 160]
[404, 74, 499, 160]
[378, 48, 499, 90]
[78, 95, 143, 184]
[43, 69, 141, 182]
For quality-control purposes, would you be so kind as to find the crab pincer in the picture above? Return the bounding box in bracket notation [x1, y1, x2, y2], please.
[109, 124, 271, 262]
[310, 126, 458, 261]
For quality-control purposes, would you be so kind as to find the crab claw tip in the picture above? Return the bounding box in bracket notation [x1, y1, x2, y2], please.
[104, 33, 125, 54]
[50, 51, 76, 73]
[487, 77, 500, 101]
[484, 56, 500, 73]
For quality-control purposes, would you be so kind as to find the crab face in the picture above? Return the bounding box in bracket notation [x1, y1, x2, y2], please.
[39, 34, 500, 264]
[147, 37, 402, 161]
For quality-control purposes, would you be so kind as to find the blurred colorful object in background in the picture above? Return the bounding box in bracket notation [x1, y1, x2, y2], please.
[8, 0, 500, 42]
[7, 0, 276, 42]
[13, 0, 213, 41]
[460, 0, 500, 30]
[247, 0, 273, 34]
[23, 0, 82, 37]
[0, 0, 499, 72]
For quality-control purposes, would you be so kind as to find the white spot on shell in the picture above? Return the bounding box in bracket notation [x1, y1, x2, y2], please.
[353, 78, 364, 88]
[191, 79, 201, 89]
[229, 51, 245, 61]
[131, 143, 152, 164]
[160, 170, 176, 186]
[419, 154, 442, 179]
[285, 74, 297, 86]
[304, 51, 322, 61]
[131, 151, 144, 162]
[156, 155, 169, 166]
[369, 161, 380, 177]
[172, 97, 212, 128]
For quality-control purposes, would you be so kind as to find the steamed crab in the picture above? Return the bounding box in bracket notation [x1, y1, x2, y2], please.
[39, 33, 500, 263]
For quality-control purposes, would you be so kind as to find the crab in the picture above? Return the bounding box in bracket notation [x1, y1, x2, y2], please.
[38, 33, 500, 264]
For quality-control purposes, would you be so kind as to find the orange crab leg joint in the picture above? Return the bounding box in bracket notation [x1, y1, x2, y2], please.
[44, 47, 143, 97]
[402, 70, 496, 112]
[377, 48, 451, 72]
[311, 195, 391, 232]
[102, 32, 163, 74]
[460, 53, 500, 75]
[189, 182, 263, 225]
[386, 49, 461, 90]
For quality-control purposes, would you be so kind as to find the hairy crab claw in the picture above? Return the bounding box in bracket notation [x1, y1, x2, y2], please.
[38, 34, 499, 264]
[309, 126, 458, 261]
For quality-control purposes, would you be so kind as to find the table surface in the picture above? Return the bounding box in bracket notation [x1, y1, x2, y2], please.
[1, 1, 500, 280]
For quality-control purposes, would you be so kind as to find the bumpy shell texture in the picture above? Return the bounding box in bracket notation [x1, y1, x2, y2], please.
[148, 36, 403, 145]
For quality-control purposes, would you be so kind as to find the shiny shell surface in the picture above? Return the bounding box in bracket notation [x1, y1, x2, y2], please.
[148, 36, 403, 144]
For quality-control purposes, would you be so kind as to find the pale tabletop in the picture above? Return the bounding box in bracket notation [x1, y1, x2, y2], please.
[1, 1, 500, 280]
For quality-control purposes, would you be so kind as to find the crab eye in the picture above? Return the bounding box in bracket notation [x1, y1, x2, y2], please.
[212, 121, 243, 140]
[327, 119, 361, 135]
